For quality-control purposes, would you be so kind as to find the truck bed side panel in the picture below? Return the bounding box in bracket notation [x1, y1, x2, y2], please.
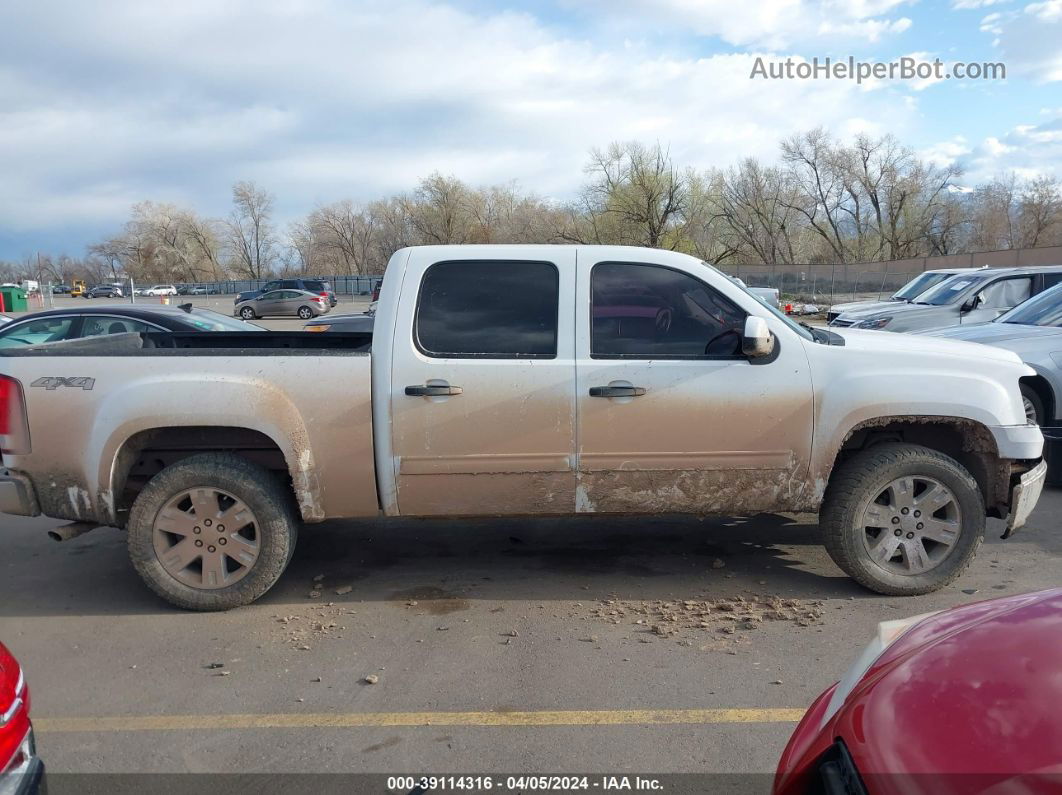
[2, 352, 377, 524]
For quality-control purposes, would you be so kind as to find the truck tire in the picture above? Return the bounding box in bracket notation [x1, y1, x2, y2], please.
[127, 453, 298, 610]
[821, 443, 985, 596]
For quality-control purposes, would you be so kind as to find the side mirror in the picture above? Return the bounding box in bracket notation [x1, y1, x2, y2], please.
[961, 294, 983, 313]
[742, 316, 775, 358]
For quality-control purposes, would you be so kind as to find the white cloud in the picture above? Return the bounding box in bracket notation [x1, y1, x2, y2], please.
[924, 114, 1062, 182]
[979, 12, 1005, 33]
[817, 16, 912, 40]
[920, 136, 973, 167]
[572, 0, 916, 49]
[0, 0, 928, 252]
[974, 1, 1062, 80]
[951, 0, 1010, 9]
[1026, 0, 1062, 21]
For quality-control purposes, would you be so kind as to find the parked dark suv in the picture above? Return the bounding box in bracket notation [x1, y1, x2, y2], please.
[235, 278, 336, 307]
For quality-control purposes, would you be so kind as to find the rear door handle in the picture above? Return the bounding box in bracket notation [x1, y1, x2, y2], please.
[589, 385, 646, 397]
[405, 384, 463, 396]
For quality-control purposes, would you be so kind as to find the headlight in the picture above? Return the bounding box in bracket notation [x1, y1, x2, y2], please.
[819, 611, 939, 728]
[853, 316, 892, 329]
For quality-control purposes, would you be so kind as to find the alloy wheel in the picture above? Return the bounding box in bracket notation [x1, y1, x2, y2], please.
[859, 475, 961, 576]
[152, 487, 260, 589]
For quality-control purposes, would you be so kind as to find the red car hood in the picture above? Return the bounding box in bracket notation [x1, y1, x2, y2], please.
[844, 588, 1062, 778]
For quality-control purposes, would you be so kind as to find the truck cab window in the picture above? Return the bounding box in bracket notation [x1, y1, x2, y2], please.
[591, 262, 746, 358]
[415, 260, 558, 358]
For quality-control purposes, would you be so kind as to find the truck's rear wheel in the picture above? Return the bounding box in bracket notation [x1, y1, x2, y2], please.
[127, 453, 297, 610]
[821, 443, 985, 596]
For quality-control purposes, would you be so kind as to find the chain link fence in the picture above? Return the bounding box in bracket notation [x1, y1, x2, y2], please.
[719, 262, 930, 307]
[168, 275, 385, 296]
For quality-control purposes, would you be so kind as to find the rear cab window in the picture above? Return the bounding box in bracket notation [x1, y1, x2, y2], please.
[414, 260, 558, 358]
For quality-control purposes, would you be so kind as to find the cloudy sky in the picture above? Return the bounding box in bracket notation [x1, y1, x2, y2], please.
[1, 0, 1061, 258]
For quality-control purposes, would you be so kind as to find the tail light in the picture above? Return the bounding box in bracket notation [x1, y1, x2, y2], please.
[319, 292, 329, 298]
[0, 375, 30, 455]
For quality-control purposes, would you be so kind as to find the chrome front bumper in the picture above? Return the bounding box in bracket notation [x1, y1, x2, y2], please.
[1004, 459, 1048, 538]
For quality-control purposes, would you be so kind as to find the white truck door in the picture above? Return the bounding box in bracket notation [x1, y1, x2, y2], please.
[574, 254, 815, 515]
[388, 249, 577, 515]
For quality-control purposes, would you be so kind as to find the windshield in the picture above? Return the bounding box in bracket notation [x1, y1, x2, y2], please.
[892, 271, 957, 301]
[183, 308, 266, 331]
[700, 262, 814, 342]
[998, 283, 1062, 327]
[915, 274, 988, 306]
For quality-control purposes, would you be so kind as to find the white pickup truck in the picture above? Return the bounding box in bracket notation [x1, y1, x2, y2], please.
[0, 245, 1047, 609]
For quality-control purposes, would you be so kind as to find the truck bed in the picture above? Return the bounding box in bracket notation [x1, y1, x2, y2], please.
[0, 331, 377, 526]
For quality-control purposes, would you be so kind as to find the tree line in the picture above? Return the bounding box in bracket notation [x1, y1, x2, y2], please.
[4, 128, 1061, 286]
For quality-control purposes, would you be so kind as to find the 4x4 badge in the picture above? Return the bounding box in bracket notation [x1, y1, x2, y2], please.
[30, 377, 95, 391]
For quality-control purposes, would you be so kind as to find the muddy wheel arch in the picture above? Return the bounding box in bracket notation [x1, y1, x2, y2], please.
[104, 425, 322, 527]
[820, 415, 1011, 518]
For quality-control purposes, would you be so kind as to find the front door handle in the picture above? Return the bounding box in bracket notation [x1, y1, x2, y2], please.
[405, 384, 463, 397]
[589, 385, 646, 398]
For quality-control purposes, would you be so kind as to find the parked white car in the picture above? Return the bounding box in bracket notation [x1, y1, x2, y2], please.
[144, 285, 177, 297]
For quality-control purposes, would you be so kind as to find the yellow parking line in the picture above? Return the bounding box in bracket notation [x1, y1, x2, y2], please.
[35, 708, 805, 733]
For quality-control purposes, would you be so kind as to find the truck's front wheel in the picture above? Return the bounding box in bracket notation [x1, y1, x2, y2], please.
[127, 453, 298, 610]
[821, 443, 985, 596]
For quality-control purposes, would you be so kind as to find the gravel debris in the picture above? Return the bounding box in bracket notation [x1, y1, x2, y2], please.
[582, 593, 825, 644]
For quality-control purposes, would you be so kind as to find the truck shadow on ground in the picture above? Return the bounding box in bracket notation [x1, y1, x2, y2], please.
[274, 512, 868, 607]
[0, 511, 881, 617]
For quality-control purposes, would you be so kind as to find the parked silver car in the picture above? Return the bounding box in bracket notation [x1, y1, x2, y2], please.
[234, 288, 330, 320]
[827, 267, 983, 323]
[921, 283, 1062, 425]
[830, 266, 1062, 333]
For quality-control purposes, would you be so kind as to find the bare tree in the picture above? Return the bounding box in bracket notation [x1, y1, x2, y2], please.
[226, 181, 277, 279]
[780, 129, 850, 262]
[53, 130, 1062, 287]
[1018, 175, 1062, 247]
[574, 142, 689, 248]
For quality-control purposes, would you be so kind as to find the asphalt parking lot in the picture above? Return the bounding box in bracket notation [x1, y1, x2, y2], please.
[2, 484, 1060, 782]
